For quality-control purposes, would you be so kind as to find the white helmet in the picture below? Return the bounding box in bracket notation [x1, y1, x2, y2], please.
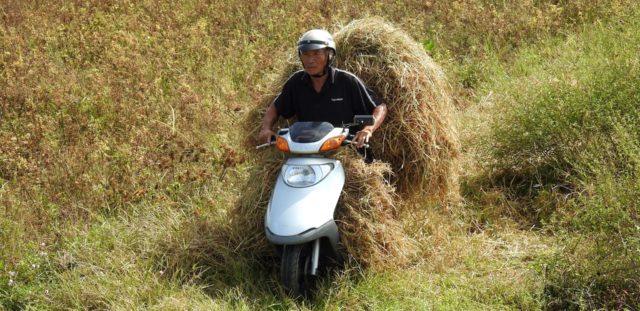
[297, 29, 336, 56]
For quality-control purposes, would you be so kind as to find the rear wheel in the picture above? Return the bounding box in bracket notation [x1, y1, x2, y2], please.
[280, 243, 315, 296]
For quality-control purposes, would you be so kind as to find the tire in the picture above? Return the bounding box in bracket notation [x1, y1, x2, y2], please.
[280, 243, 315, 296]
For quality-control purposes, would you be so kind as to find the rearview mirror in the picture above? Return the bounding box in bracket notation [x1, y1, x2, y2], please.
[353, 115, 376, 126]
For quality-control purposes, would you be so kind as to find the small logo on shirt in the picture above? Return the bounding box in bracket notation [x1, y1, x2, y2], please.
[330, 98, 344, 102]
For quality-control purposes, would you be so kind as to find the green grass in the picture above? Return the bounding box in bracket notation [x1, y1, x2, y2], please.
[466, 7, 640, 309]
[483, 20, 640, 185]
[2, 0, 640, 309]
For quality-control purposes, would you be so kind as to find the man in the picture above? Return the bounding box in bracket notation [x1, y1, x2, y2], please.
[259, 29, 387, 149]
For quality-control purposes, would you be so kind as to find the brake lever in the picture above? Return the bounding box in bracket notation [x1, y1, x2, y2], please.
[255, 141, 274, 149]
[344, 139, 370, 149]
[256, 135, 277, 149]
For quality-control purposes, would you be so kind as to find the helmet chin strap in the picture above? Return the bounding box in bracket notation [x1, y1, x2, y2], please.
[310, 68, 328, 78]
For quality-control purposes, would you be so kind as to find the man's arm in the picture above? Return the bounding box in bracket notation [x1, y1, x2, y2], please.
[353, 103, 387, 148]
[258, 103, 279, 143]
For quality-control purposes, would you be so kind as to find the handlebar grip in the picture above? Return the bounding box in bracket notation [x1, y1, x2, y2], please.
[344, 140, 370, 149]
[256, 141, 275, 149]
[256, 134, 277, 149]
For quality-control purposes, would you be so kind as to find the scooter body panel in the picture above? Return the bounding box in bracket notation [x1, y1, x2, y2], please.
[265, 157, 344, 239]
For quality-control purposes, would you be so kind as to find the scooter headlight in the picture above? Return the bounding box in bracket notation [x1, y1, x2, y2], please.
[282, 164, 334, 187]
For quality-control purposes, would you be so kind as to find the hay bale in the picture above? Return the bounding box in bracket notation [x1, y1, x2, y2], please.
[243, 60, 301, 148]
[333, 17, 460, 202]
[226, 148, 417, 270]
[244, 18, 459, 202]
[231, 17, 458, 270]
[335, 151, 418, 269]
[226, 152, 285, 258]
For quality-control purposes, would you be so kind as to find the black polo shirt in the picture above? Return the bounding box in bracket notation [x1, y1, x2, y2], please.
[273, 66, 382, 126]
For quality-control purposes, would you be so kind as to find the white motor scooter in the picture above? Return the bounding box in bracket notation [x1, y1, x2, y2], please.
[256, 115, 375, 296]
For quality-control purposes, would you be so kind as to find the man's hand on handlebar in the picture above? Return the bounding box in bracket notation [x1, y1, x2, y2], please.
[352, 129, 372, 148]
[259, 128, 277, 144]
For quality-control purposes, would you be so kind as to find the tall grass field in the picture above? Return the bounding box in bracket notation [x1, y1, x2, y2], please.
[1, 1, 639, 309]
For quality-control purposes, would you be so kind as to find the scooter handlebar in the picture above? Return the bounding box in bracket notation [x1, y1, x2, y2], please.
[255, 141, 274, 149]
[343, 139, 370, 149]
[344, 133, 370, 148]
[255, 135, 277, 149]
[256, 131, 370, 149]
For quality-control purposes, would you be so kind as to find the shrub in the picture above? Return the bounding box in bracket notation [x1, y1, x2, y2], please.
[479, 10, 640, 308]
[484, 12, 640, 189]
[543, 173, 640, 309]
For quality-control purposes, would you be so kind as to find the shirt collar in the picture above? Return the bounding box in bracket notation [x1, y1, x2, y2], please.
[301, 66, 336, 84]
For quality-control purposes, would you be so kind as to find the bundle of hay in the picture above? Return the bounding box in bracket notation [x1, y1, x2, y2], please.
[232, 17, 458, 270]
[243, 60, 301, 142]
[335, 151, 418, 269]
[245, 17, 459, 202]
[226, 149, 417, 270]
[333, 17, 459, 202]
[226, 153, 284, 257]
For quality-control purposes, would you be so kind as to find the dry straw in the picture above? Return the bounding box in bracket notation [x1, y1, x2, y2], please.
[224, 149, 417, 270]
[333, 17, 460, 202]
[232, 17, 459, 270]
[245, 17, 460, 202]
[334, 150, 418, 269]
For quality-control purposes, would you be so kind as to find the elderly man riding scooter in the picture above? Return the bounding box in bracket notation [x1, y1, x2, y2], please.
[259, 29, 388, 152]
[257, 29, 389, 296]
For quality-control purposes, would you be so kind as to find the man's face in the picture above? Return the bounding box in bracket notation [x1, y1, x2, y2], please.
[301, 48, 329, 76]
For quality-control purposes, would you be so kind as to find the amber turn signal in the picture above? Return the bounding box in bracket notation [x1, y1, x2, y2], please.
[275, 137, 290, 152]
[319, 136, 346, 152]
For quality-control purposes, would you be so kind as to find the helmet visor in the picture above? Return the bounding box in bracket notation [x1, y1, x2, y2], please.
[298, 40, 331, 52]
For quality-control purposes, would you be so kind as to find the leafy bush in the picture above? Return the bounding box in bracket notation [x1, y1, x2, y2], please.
[543, 173, 640, 309]
[485, 13, 640, 189]
[481, 10, 640, 308]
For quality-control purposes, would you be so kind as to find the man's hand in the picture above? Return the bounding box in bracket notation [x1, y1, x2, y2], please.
[351, 103, 386, 148]
[352, 129, 372, 148]
[259, 103, 279, 144]
[259, 128, 277, 144]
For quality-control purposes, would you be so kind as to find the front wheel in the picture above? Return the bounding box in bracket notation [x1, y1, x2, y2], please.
[280, 243, 315, 296]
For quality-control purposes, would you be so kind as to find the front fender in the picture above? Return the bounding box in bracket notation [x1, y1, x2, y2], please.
[265, 158, 344, 237]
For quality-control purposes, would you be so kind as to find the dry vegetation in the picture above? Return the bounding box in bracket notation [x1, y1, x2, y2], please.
[1, 0, 638, 309]
[235, 18, 458, 270]
[333, 18, 460, 202]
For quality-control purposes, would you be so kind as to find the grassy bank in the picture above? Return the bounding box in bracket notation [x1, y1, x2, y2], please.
[463, 8, 640, 309]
